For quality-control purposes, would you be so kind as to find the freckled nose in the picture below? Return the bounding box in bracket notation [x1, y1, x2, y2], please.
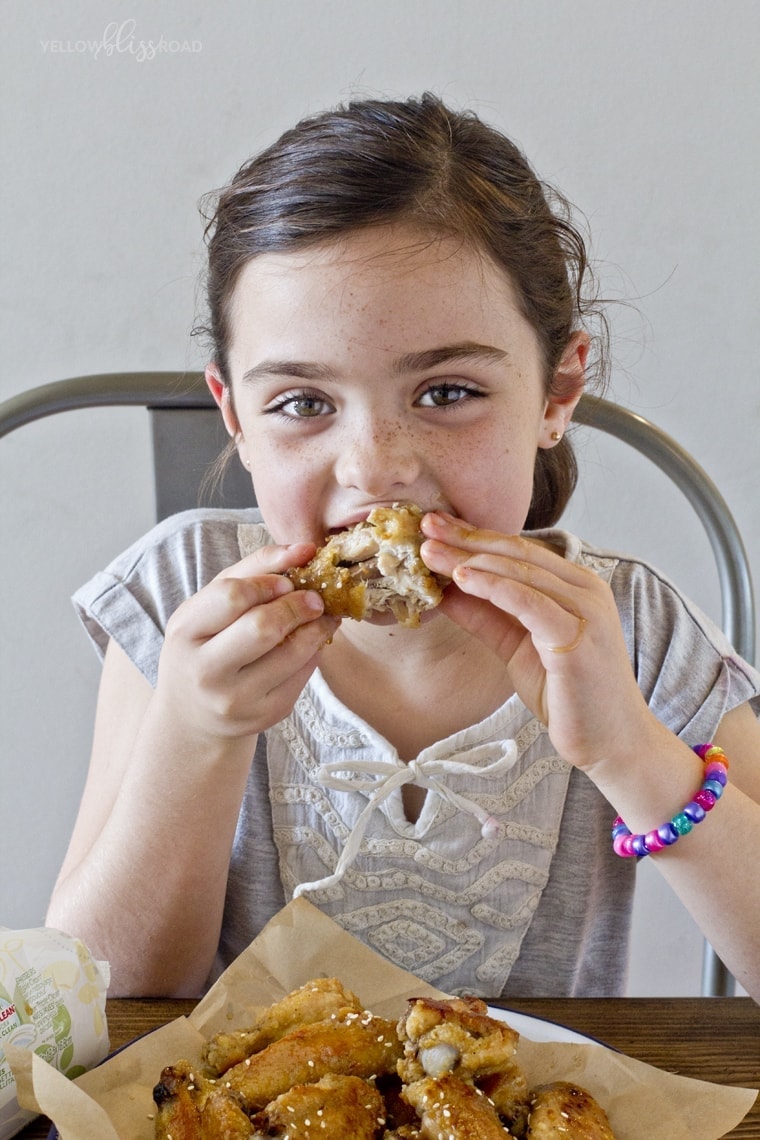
[336, 423, 420, 494]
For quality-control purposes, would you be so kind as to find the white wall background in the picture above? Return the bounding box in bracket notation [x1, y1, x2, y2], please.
[1, 0, 758, 997]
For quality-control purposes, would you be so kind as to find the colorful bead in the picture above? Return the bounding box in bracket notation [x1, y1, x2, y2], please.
[611, 744, 728, 858]
[682, 801, 706, 824]
[671, 812, 693, 835]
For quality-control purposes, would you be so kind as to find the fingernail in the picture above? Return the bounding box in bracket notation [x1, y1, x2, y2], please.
[432, 511, 474, 530]
[303, 590, 325, 613]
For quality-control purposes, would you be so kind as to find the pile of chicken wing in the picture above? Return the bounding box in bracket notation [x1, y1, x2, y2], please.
[152, 977, 615, 1138]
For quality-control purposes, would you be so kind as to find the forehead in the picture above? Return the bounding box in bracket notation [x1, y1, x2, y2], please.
[228, 224, 525, 328]
[225, 222, 540, 364]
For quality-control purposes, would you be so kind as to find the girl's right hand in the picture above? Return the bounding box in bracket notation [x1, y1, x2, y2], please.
[155, 542, 339, 741]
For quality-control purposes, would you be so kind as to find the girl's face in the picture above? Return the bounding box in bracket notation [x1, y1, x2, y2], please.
[209, 224, 586, 546]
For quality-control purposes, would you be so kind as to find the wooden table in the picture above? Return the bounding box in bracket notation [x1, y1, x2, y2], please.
[17, 997, 760, 1137]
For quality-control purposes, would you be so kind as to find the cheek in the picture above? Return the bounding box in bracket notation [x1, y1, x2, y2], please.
[248, 443, 326, 545]
[451, 440, 538, 533]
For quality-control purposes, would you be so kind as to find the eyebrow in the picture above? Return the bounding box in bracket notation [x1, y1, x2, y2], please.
[241, 360, 335, 385]
[391, 342, 510, 375]
[240, 341, 509, 386]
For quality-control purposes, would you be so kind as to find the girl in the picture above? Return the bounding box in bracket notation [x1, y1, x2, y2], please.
[47, 94, 760, 1000]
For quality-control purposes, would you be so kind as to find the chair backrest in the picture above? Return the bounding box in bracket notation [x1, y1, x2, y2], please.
[0, 370, 252, 517]
[1, 372, 754, 995]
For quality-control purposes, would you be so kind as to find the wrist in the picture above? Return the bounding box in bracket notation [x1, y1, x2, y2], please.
[145, 688, 258, 768]
[581, 718, 705, 835]
[613, 744, 730, 858]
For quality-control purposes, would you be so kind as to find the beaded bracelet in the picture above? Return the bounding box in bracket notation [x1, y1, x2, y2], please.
[612, 743, 729, 858]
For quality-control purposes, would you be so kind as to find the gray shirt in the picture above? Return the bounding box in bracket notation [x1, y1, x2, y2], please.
[73, 509, 760, 996]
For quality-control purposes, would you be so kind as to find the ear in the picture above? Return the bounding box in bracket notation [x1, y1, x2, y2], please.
[538, 331, 589, 449]
[205, 364, 252, 472]
[205, 364, 240, 436]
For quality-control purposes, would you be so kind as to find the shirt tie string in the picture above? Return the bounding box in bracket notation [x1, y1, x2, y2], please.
[292, 738, 518, 898]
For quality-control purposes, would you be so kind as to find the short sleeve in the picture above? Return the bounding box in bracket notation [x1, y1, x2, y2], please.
[609, 554, 760, 742]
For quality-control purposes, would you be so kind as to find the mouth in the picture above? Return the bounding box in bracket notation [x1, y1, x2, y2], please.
[290, 503, 448, 627]
[328, 499, 448, 535]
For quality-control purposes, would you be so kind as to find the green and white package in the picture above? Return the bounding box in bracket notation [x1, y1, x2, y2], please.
[0, 927, 109, 1138]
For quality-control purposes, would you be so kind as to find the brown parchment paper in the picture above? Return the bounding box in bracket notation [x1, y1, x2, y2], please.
[10, 898, 757, 1140]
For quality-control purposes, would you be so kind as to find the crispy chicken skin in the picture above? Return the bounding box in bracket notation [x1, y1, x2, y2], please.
[153, 1060, 203, 1138]
[403, 1075, 512, 1139]
[526, 1081, 615, 1139]
[202, 977, 365, 1076]
[249, 1073, 386, 1138]
[200, 1089, 255, 1139]
[286, 504, 446, 626]
[397, 996, 529, 1123]
[153, 1060, 251, 1139]
[223, 1014, 403, 1111]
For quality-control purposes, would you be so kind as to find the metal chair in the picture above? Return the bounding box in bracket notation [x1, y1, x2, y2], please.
[1, 372, 755, 995]
[0, 371, 252, 518]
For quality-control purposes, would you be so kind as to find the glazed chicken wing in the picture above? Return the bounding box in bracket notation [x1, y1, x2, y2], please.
[526, 1081, 615, 1139]
[403, 1075, 512, 1139]
[223, 1013, 403, 1111]
[200, 1089, 254, 1139]
[397, 997, 529, 1123]
[153, 1060, 251, 1139]
[202, 976, 365, 1075]
[249, 1073, 386, 1138]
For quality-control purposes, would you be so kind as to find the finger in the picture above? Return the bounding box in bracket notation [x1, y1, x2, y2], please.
[216, 542, 317, 581]
[450, 560, 589, 660]
[183, 611, 339, 738]
[423, 514, 589, 589]
[234, 623, 338, 731]
[423, 538, 575, 614]
[168, 572, 306, 645]
[437, 586, 528, 661]
[240, 611, 339, 693]
[209, 587, 334, 668]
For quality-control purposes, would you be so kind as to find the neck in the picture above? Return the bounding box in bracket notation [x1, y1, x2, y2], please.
[318, 614, 515, 760]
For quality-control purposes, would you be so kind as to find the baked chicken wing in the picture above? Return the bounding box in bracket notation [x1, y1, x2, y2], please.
[403, 1074, 512, 1139]
[200, 1089, 255, 1139]
[249, 1073, 386, 1138]
[526, 1081, 615, 1139]
[153, 1059, 252, 1139]
[397, 997, 529, 1124]
[223, 1013, 403, 1111]
[202, 976, 365, 1075]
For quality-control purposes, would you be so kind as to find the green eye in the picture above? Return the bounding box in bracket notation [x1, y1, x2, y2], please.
[287, 396, 326, 417]
[265, 390, 334, 418]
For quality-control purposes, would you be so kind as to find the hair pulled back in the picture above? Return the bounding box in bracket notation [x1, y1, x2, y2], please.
[202, 94, 605, 528]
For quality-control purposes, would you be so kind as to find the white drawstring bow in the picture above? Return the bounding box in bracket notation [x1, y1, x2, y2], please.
[292, 739, 518, 898]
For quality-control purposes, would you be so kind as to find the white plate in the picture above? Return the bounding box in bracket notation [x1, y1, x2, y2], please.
[487, 1006, 600, 1046]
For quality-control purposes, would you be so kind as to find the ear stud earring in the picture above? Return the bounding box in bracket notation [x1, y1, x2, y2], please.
[550, 431, 562, 442]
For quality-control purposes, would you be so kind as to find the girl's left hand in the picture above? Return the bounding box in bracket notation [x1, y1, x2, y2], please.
[421, 512, 655, 770]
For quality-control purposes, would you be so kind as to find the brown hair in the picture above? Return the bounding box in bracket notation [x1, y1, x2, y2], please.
[200, 93, 607, 527]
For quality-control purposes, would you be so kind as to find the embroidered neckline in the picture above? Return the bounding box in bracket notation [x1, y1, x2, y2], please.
[292, 740, 518, 897]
